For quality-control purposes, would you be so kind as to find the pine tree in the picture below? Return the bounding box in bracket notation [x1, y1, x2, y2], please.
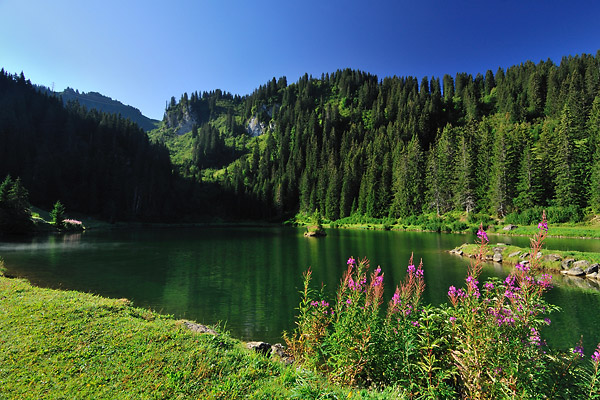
[453, 133, 476, 213]
[49, 200, 66, 226]
[7, 177, 30, 212]
[554, 87, 590, 208]
[514, 140, 542, 210]
[324, 158, 341, 220]
[488, 123, 518, 217]
[0, 175, 12, 205]
[588, 96, 600, 212]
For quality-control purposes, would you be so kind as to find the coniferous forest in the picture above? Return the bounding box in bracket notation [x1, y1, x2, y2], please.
[1, 51, 600, 227]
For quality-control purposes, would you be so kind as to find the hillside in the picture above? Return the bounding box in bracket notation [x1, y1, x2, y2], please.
[2, 51, 600, 225]
[0, 70, 175, 222]
[58, 88, 159, 132]
[151, 52, 600, 223]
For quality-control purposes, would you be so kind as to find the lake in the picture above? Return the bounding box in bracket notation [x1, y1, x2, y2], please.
[2, 226, 600, 352]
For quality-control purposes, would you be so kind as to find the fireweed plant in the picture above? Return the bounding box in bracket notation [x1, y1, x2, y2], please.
[285, 213, 600, 398]
[447, 215, 560, 398]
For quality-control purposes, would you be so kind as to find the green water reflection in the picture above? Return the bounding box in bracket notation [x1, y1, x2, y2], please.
[1, 227, 599, 352]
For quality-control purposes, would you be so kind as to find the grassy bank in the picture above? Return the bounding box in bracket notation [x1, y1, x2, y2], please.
[0, 275, 405, 399]
[452, 243, 600, 272]
[289, 212, 600, 239]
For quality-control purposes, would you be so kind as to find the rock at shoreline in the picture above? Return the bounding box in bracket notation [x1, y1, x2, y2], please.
[183, 321, 218, 335]
[246, 342, 293, 364]
[562, 266, 585, 277]
[585, 263, 599, 275]
[561, 258, 575, 270]
[493, 253, 503, 262]
[246, 341, 272, 356]
[304, 225, 326, 237]
[543, 254, 563, 262]
[509, 251, 521, 258]
[503, 224, 518, 231]
[573, 260, 590, 270]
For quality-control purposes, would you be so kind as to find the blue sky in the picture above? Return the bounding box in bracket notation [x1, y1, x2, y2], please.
[1, 0, 599, 120]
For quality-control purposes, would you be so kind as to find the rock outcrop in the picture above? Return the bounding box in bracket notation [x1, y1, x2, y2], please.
[246, 116, 266, 136]
[164, 104, 197, 135]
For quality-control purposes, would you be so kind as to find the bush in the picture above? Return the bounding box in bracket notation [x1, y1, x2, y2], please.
[450, 220, 468, 232]
[422, 217, 443, 232]
[467, 212, 493, 225]
[505, 206, 584, 225]
[546, 205, 583, 224]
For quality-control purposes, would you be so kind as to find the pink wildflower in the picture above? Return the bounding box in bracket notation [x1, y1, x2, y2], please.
[477, 228, 488, 243]
[592, 344, 600, 363]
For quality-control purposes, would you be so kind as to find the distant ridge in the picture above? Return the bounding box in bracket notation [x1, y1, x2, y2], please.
[57, 88, 159, 132]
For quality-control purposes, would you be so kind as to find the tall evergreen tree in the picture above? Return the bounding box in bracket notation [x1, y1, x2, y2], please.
[488, 122, 518, 217]
[390, 136, 423, 218]
[588, 96, 600, 212]
[453, 132, 476, 213]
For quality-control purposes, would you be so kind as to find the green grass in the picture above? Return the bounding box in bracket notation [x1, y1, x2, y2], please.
[454, 243, 600, 272]
[298, 210, 600, 239]
[0, 276, 406, 399]
[500, 224, 600, 238]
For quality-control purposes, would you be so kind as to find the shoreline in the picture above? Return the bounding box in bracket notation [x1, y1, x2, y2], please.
[449, 242, 600, 287]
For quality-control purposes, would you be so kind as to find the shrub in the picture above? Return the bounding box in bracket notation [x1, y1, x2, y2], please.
[506, 206, 584, 225]
[49, 200, 66, 226]
[450, 220, 468, 232]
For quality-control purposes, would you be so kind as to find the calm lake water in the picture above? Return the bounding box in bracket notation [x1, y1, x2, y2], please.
[2, 226, 600, 352]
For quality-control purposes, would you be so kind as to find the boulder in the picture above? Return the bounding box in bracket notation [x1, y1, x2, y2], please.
[271, 343, 293, 365]
[183, 321, 218, 335]
[246, 341, 272, 356]
[561, 258, 575, 270]
[586, 272, 598, 279]
[493, 253, 503, 262]
[584, 263, 599, 275]
[543, 254, 562, 262]
[561, 266, 585, 277]
[503, 225, 518, 231]
[573, 260, 590, 270]
[519, 252, 530, 260]
[509, 251, 521, 258]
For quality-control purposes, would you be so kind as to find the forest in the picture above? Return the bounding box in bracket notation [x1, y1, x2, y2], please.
[1, 51, 600, 227]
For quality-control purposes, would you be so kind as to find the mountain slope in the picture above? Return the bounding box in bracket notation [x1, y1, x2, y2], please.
[58, 88, 159, 131]
[155, 52, 600, 222]
[0, 70, 175, 221]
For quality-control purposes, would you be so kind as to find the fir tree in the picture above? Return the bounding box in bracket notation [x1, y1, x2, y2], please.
[49, 200, 66, 226]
